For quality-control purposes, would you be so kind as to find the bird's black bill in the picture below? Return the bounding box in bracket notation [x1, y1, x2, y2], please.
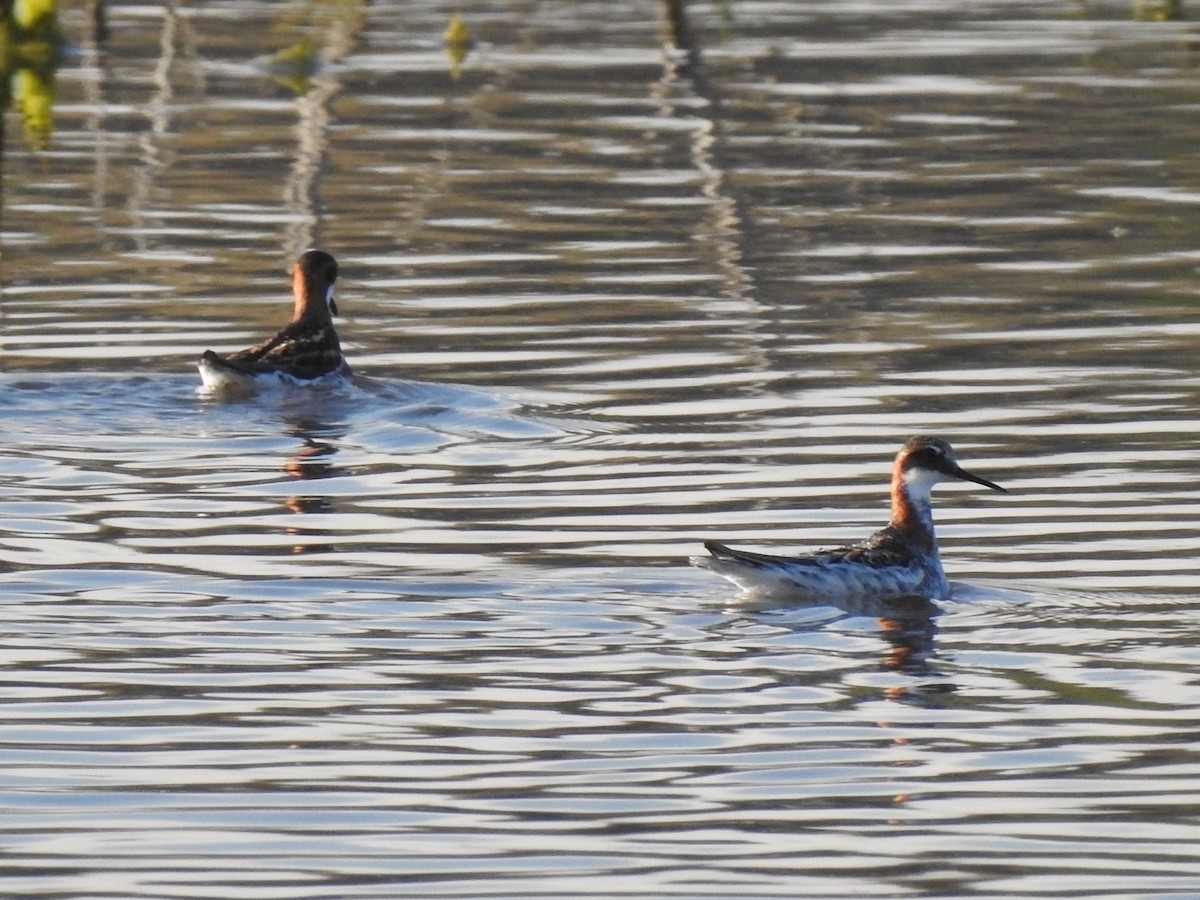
[329, 297, 339, 317]
[950, 464, 1006, 493]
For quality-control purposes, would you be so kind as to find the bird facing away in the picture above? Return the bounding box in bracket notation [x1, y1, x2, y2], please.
[694, 436, 1006, 602]
[198, 249, 348, 392]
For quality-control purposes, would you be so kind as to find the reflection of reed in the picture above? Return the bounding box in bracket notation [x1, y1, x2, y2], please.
[1, 67, 5, 286]
[655, 0, 776, 390]
[126, 4, 177, 255]
[656, 0, 754, 305]
[126, 3, 202, 255]
[282, 4, 365, 259]
[283, 77, 332, 259]
[80, 0, 110, 221]
[89, 0, 108, 43]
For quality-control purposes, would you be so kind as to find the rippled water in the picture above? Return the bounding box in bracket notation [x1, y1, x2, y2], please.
[2, 0, 1200, 896]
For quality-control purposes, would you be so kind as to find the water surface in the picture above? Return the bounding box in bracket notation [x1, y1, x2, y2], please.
[2, 0, 1200, 896]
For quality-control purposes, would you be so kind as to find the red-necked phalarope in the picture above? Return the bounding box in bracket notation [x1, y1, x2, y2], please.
[694, 436, 1006, 602]
[198, 249, 348, 392]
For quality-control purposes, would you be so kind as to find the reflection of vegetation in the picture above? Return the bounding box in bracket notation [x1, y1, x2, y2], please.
[1132, 0, 1181, 20]
[264, 5, 471, 91]
[1075, 0, 1184, 19]
[267, 0, 368, 256]
[263, 0, 364, 95]
[1, 0, 65, 150]
[264, 38, 320, 94]
[444, 14, 472, 80]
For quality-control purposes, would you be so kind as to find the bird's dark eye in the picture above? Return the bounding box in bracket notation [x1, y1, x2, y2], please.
[912, 445, 946, 468]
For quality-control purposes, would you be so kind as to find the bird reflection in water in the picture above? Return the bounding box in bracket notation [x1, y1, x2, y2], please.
[752, 590, 945, 686]
[868, 594, 960, 708]
[280, 413, 346, 555]
[871, 594, 940, 678]
[822, 592, 943, 683]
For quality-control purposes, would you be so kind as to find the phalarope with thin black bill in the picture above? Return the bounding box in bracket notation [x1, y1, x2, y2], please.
[694, 436, 1006, 602]
[198, 249, 348, 392]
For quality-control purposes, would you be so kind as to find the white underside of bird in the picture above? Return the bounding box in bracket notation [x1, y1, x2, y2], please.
[197, 357, 351, 394]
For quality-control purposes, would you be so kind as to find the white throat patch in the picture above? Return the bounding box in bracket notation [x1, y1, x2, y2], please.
[902, 465, 943, 503]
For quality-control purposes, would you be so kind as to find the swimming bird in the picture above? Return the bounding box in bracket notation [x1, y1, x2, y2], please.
[695, 436, 1006, 602]
[198, 249, 348, 391]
